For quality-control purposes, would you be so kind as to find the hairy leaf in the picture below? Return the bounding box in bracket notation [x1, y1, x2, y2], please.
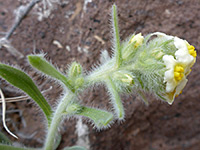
[0, 64, 52, 125]
[76, 106, 113, 128]
[63, 146, 87, 150]
[28, 55, 74, 92]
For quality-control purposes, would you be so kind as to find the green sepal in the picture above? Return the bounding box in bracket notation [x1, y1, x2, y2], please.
[156, 92, 168, 102]
[137, 91, 149, 105]
[121, 40, 137, 60]
[0, 63, 52, 125]
[76, 106, 113, 128]
[68, 62, 82, 78]
[28, 55, 74, 92]
[63, 146, 87, 150]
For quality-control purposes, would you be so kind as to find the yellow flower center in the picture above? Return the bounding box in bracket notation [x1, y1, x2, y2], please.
[187, 44, 197, 57]
[174, 65, 184, 81]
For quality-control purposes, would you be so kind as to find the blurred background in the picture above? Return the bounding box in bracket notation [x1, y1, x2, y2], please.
[0, 0, 200, 149]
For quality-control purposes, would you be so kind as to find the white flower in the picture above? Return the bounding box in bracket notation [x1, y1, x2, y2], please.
[151, 32, 197, 104]
[163, 55, 187, 91]
[162, 36, 197, 104]
[174, 37, 195, 72]
[162, 55, 188, 104]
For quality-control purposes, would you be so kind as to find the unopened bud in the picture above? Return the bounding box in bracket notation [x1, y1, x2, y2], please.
[68, 62, 82, 78]
[130, 33, 144, 48]
[113, 71, 134, 86]
[151, 49, 164, 59]
[66, 103, 82, 114]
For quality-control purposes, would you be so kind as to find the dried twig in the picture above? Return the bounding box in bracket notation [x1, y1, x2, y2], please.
[0, 86, 52, 139]
[0, 86, 52, 103]
[0, 88, 18, 139]
[0, 38, 24, 58]
[0, 0, 41, 58]
[5, 0, 41, 40]
[0, 95, 29, 103]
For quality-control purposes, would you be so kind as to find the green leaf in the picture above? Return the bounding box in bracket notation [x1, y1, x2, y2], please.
[0, 132, 12, 145]
[0, 63, 52, 125]
[0, 143, 41, 150]
[76, 106, 113, 128]
[106, 76, 124, 120]
[112, 4, 122, 68]
[28, 55, 74, 92]
[63, 146, 87, 150]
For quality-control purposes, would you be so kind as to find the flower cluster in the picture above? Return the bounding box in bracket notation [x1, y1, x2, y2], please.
[119, 32, 197, 105]
[160, 33, 197, 104]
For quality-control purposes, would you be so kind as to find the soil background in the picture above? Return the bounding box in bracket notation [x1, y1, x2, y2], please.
[0, 0, 200, 150]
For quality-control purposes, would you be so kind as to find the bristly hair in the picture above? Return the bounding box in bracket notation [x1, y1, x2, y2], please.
[109, 4, 120, 58]
[27, 53, 69, 92]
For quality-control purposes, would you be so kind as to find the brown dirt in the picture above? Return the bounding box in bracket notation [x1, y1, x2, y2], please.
[0, 0, 200, 150]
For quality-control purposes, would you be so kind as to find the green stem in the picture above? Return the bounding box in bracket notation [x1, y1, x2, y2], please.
[85, 61, 114, 83]
[112, 4, 122, 68]
[85, 61, 133, 84]
[106, 76, 124, 119]
[44, 92, 75, 150]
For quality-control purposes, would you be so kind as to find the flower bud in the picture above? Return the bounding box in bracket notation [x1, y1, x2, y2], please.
[122, 33, 144, 61]
[151, 49, 164, 59]
[113, 71, 134, 86]
[129, 33, 144, 48]
[68, 62, 82, 78]
[66, 103, 82, 114]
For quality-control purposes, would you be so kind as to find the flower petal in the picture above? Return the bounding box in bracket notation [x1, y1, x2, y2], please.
[174, 37, 194, 65]
[175, 78, 188, 95]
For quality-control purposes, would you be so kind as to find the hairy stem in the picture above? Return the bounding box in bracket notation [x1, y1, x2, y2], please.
[44, 92, 75, 150]
[106, 76, 124, 119]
